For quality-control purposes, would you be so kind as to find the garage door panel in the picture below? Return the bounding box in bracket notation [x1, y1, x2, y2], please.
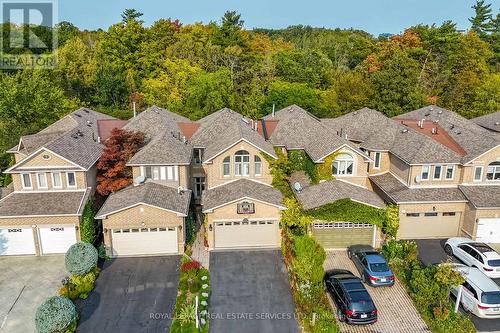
[214, 220, 279, 249]
[312, 222, 374, 249]
[0, 228, 36, 255]
[398, 213, 461, 239]
[476, 218, 500, 243]
[111, 227, 178, 256]
[39, 226, 77, 254]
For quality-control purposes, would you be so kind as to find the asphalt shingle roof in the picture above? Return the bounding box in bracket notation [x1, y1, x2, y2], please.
[96, 182, 191, 218]
[322, 108, 389, 142]
[396, 106, 500, 163]
[290, 172, 385, 209]
[459, 185, 500, 208]
[201, 179, 284, 212]
[264, 105, 368, 162]
[191, 108, 277, 161]
[11, 108, 116, 170]
[472, 112, 500, 133]
[370, 173, 466, 203]
[0, 189, 90, 217]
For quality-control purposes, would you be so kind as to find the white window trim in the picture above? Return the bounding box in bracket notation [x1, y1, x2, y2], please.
[332, 153, 356, 177]
[433, 165, 442, 180]
[373, 152, 381, 169]
[473, 166, 483, 182]
[51, 172, 62, 189]
[421, 165, 430, 181]
[234, 152, 250, 177]
[254, 156, 262, 176]
[66, 172, 77, 188]
[36, 172, 48, 189]
[486, 164, 500, 182]
[21, 173, 32, 189]
[445, 165, 455, 180]
[222, 156, 231, 177]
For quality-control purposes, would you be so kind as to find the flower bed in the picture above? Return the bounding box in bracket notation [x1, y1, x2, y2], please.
[381, 240, 476, 333]
[171, 256, 211, 333]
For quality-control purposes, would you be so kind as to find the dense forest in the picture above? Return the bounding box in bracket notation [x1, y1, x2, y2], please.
[0, 2, 498, 176]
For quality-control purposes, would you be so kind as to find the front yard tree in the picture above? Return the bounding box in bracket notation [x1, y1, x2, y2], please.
[97, 128, 144, 196]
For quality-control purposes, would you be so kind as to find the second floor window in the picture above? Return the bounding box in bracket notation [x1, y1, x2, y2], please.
[235, 150, 250, 176]
[193, 148, 203, 164]
[474, 166, 483, 181]
[433, 165, 442, 180]
[332, 153, 354, 176]
[421, 165, 430, 180]
[223, 156, 230, 176]
[144, 166, 179, 181]
[52, 172, 62, 188]
[67, 172, 76, 187]
[254, 156, 262, 176]
[21, 173, 32, 189]
[373, 152, 381, 169]
[445, 165, 454, 180]
[486, 162, 500, 181]
[37, 173, 48, 189]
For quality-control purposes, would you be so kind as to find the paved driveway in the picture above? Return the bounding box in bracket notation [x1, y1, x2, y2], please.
[324, 251, 430, 333]
[209, 250, 298, 333]
[415, 239, 500, 332]
[0, 256, 66, 333]
[77, 256, 180, 333]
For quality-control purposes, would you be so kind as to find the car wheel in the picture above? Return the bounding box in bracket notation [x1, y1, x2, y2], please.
[444, 244, 453, 256]
[337, 308, 346, 322]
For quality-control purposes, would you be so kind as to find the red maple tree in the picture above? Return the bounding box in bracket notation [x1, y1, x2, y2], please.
[96, 128, 145, 196]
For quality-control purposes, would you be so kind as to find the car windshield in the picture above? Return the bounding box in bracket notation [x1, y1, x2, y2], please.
[481, 292, 500, 305]
[350, 291, 375, 312]
[487, 259, 500, 267]
[369, 263, 389, 272]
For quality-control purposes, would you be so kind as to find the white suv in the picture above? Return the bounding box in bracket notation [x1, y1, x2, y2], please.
[444, 237, 500, 278]
[449, 264, 500, 319]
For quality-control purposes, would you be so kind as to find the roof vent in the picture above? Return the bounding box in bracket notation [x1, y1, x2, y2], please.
[431, 127, 438, 135]
[353, 111, 358, 115]
[76, 130, 84, 137]
[456, 131, 461, 135]
[437, 109, 443, 114]
[495, 122, 500, 126]
[241, 117, 250, 124]
[450, 124, 455, 130]
[84, 109, 90, 114]
[86, 120, 92, 127]
[429, 106, 434, 111]
[177, 186, 184, 194]
[75, 114, 82, 118]
[401, 128, 409, 133]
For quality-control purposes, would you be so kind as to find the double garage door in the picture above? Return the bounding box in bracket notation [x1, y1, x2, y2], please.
[476, 218, 500, 243]
[214, 220, 279, 249]
[110, 227, 178, 256]
[312, 222, 375, 249]
[398, 212, 461, 239]
[0, 226, 77, 256]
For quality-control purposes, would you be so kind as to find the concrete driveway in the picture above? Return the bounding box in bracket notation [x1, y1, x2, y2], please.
[0, 256, 66, 333]
[415, 239, 500, 332]
[325, 251, 430, 333]
[77, 256, 180, 333]
[209, 250, 298, 333]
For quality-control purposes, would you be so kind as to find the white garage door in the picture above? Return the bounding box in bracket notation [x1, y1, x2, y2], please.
[0, 228, 36, 255]
[39, 226, 77, 254]
[214, 220, 279, 249]
[476, 218, 500, 243]
[111, 227, 178, 256]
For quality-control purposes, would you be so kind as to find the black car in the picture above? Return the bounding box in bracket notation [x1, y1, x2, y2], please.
[324, 269, 378, 325]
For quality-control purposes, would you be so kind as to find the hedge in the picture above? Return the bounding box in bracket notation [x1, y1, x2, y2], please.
[35, 296, 78, 333]
[65, 242, 98, 276]
[79, 197, 96, 243]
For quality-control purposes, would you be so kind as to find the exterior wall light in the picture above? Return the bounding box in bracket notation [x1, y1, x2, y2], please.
[209, 224, 212, 231]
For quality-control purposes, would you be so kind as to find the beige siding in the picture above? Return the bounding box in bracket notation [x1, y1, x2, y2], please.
[389, 154, 410, 184]
[11, 171, 88, 191]
[460, 205, 500, 239]
[14, 153, 26, 163]
[462, 145, 500, 184]
[131, 165, 189, 189]
[368, 151, 390, 174]
[205, 200, 282, 250]
[16, 149, 76, 168]
[101, 204, 185, 254]
[408, 164, 462, 186]
[204, 140, 273, 188]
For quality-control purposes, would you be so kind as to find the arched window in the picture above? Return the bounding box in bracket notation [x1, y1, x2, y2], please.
[486, 161, 500, 181]
[235, 150, 250, 176]
[222, 156, 230, 176]
[254, 155, 262, 176]
[332, 153, 354, 176]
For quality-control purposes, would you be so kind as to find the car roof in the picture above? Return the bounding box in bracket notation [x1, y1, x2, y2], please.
[365, 254, 386, 264]
[453, 265, 500, 292]
[467, 242, 496, 254]
[340, 279, 366, 291]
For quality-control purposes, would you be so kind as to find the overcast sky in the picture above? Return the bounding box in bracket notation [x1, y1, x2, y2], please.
[56, 0, 485, 35]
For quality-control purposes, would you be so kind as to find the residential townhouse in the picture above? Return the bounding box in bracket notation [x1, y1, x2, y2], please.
[2, 103, 499, 257]
[0, 108, 124, 255]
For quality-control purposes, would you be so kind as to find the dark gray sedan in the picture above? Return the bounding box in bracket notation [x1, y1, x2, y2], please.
[347, 245, 395, 287]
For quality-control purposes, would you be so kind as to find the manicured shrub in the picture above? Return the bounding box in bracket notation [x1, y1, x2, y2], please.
[35, 296, 78, 333]
[65, 242, 98, 276]
[79, 198, 96, 243]
[60, 267, 101, 300]
[383, 204, 399, 238]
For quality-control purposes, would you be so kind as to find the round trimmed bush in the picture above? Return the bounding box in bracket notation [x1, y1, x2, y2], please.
[65, 242, 98, 276]
[35, 296, 77, 333]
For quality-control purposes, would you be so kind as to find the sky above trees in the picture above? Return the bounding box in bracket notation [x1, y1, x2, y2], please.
[59, 0, 477, 36]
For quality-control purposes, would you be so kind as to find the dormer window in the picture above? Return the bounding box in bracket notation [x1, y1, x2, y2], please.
[433, 165, 442, 180]
[235, 150, 250, 176]
[193, 148, 204, 164]
[421, 165, 430, 180]
[21, 173, 32, 189]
